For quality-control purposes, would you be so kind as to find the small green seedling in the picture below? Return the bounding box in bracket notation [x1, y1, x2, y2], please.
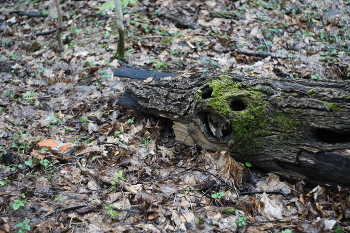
[311, 73, 322, 80]
[15, 219, 30, 233]
[98, 69, 112, 79]
[22, 91, 38, 105]
[114, 131, 122, 141]
[197, 217, 204, 223]
[25, 159, 34, 166]
[11, 141, 30, 154]
[110, 171, 126, 189]
[110, 180, 117, 189]
[38, 68, 48, 74]
[40, 159, 50, 167]
[236, 216, 247, 226]
[39, 148, 49, 154]
[114, 131, 121, 137]
[245, 162, 252, 167]
[155, 62, 168, 69]
[211, 192, 226, 199]
[141, 138, 151, 147]
[12, 199, 25, 210]
[117, 171, 126, 180]
[9, 93, 16, 99]
[46, 114, 63, 127]
[126, 119, 134, 124]
[333, 224, 344, 233]
[105, 205, 118, 219]
[80, 116, 88, 124]
[0, 179, 10, 186]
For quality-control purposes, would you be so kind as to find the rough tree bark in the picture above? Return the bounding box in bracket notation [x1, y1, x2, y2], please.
[117, 71, 350, 186]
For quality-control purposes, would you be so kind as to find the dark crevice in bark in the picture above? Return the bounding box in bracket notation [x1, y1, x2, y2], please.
[312, 128, 350, 143]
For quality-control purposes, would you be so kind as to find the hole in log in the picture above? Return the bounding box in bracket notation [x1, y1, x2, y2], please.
[312, 128, 350, 143]
[230, 99, 246, 111]
[197, 111, 232, 140]
[201, 86, 213, 99]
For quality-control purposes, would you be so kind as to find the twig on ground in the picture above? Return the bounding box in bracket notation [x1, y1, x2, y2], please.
[236, 48, 296, 59]
[14, 11, 47, 17]
[262, 36, 271, 53]
[27, 29, 57, 39]
[159, 13, 201, 29]
[238, 190, 291, 200]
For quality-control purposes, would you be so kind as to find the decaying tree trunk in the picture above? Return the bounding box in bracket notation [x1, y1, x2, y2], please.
[117, 69, 350, 186]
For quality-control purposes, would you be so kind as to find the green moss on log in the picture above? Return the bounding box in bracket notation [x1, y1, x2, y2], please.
[204, 76, 244, 117]
[306, 90, 342, 111]
[319, 100, 342, 111]
[200, 74, 300, 155]
[306, 89, 317, 96]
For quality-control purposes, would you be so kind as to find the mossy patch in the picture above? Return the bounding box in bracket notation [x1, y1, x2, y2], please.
[230, 100, 270, 153]
[319, 100, 342, 111]
[273, 112, 300, 135]
[199, 74, 300, 155]
[306, 89, 317, 96]
[327, 103, 341, 111]
[200, 75, 244, 117]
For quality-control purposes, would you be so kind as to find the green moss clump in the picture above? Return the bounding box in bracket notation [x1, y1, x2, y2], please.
[319, 100, 342, 111]
[327, 103, 341, 111]
[274, 113, 301, 133]
[201, 74, 300, 155]
[204, 75, 244, 117]
[230, 101, 269, 153]
[306, 89, 317, 96]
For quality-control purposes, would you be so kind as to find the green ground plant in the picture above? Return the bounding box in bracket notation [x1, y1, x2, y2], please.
[140, 138, 151, 147]
[211, 192, 226, 199]
[0, 179, 10, 186]
[22, 91, 39, 105]
[105, 205, 119, 219]
[11, 141, 30, 154]
[15, 219, 31, 233]
[236, 216, 247, 226]
[12, 199, 25, 210]
[40, 159, 50, 167]
[46, 113, 63, 127]
[79, 116, 88, 124]
[222, 208, 236, 214]
[110, 171, 126, 189]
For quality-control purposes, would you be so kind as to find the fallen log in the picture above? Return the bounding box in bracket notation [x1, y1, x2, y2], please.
[116, 68, 350, 186]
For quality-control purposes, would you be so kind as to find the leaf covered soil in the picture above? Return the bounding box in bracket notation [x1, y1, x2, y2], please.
[1, 0, 350, 232]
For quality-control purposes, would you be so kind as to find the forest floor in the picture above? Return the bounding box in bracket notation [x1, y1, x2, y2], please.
[1, 0, 350, 232]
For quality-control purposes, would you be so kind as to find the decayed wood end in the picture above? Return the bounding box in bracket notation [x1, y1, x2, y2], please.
[173, 121, 230, 151]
